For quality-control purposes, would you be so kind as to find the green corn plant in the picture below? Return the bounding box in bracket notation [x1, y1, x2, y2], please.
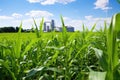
[0, 59, 17, 80]
[33, 18, 44, 38]
[104, 21, 107, 34]
[60, 15, 68, 46]
[60, 16, 69, 80]
[21, 38, 40, 57]
[33, 18, 39, 38]
[39, 18, 44, 37]
[22, 18, 44, 67]
[90, 13, 120, 80]
[14, 22, 22, 59]
[11, 22, 22, 59]
[106, 13, 120, 80]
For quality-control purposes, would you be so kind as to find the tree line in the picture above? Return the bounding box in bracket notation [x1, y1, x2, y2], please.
[0, 26, 33, 33]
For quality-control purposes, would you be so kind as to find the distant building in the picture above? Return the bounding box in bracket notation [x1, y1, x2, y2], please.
[66, 26, 74, 32]
[46, 26, 49, 31]
[55, 26, 74, 32]
[54, 27, 62, 32]
[43, 19, 74, 32]
[43, 19, 55, 32]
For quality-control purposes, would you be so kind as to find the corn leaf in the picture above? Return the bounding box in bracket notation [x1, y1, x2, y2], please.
[15, 22, 22, 58]
[89, 71, 106, 80]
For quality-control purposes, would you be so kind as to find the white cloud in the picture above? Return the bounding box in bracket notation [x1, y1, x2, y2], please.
[18, 18, 50, 29]
[27, 0, 75, 5]
[41, 0, 56, 5]
[85, 15, 93, 20]
[0, 16, 13, 20]
[22, 18, 45, 29]
[25, 10, 53, 18]
[41, 0, 75, 5]
[0, 10, 54, 29]
[61, 17, 83, 30]
[0, 11, 111, 31]
[83, 15, 111, 30]
[61, 16, 111, 31]
[56, 0, 75, 4]
[12, 13, 23, 18]
[0, 16, 16, 27]
[94, 0, 112, 10]
[27, 0, 42, 3]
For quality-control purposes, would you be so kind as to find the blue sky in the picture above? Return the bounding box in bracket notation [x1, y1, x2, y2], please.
[0, 0, 120, 30]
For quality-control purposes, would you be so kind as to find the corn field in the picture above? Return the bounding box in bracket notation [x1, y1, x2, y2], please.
[0, 13, 120, 80]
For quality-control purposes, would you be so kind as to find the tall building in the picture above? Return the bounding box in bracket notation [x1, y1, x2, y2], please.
[51, 20, 55, 31]
[43, 23, 46, 31]
[46, 26, 49, 31]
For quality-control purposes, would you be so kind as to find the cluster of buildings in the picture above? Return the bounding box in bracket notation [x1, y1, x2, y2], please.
[43, 19, 74, 32]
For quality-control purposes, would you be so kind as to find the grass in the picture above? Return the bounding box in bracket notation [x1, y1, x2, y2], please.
[0, 13, 120, 80]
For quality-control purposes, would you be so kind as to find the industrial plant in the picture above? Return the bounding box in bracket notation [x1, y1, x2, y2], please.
[43, 19, 74, 32]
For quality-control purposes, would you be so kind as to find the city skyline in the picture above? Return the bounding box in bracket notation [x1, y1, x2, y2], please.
[0, 0, 120, 31]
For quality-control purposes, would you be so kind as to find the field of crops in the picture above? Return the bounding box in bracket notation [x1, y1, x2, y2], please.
[0, 14, 120, 80]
